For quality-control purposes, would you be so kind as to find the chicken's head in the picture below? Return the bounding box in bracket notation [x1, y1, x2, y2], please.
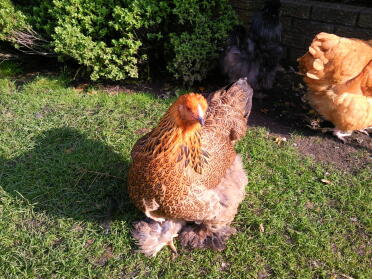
[175, 93, 208, 130]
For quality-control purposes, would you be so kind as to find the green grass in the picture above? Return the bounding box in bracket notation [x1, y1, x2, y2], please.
[0, 63, 371, 278]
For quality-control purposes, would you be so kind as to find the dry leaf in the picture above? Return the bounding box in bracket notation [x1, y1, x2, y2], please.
[305, 201, 314, 209]
[94, 245, 113, 266]
[74, 88, 84, 93]
[74, 83, 89, 92]
[64, 147, 75, 154]
[134, 128, 151, 135]
[71, 224, 83, 232]
[87, 90, 98, 95]
[198, 87, 205, 91]
[350, 217, 358, 222]
[85, 239, 95, 247]
[321, 179, 331, 184]
[260, 108, 269, 114]
[340, 274, 354, 279]
[274, 136, 287, 145]
[259, 223, 265, 233]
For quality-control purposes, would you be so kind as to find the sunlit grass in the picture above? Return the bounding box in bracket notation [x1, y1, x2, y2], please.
[0, 62, 370, 278]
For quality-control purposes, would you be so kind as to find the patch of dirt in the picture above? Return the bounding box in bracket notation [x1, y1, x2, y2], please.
[247, 69, 371, 173]
[295, 135, 371, 172]
[94, 244, 114, 267]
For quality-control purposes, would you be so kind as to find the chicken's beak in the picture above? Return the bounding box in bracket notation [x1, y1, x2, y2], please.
[198, 116, 205, 126]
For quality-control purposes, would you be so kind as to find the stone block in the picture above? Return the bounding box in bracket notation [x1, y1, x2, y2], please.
[281, 0, 312, 19]
[335, 26, 372, 40]
[292, 18, 334, 36]
[280, 16, 293, 31]
[358, 9, 372, 29]
[283, 33, 307, 48]
[289, 47, 307, 63]
[311, 2, 361, 26]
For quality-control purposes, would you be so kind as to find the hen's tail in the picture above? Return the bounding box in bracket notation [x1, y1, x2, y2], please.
[210, 78, 254, 119]
[221, 26, 258, 84]
[335, 60, 372, 97]
[298, 32, 372, 92]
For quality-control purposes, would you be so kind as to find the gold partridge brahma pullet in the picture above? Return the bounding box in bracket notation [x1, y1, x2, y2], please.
[127, 79, 253, 256]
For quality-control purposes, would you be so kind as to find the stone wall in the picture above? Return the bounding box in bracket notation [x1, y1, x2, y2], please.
[229, 0, 265, 27]
[230, 0, 372, 63]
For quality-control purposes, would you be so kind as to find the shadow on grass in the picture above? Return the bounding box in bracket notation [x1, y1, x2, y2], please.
[0, 127, 139, 226]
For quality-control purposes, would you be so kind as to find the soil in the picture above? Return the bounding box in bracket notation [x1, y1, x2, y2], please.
[247, 69, 372, 173]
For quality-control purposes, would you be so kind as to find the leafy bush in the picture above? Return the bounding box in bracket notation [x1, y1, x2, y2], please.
[166, 0, 238, 84]
[0, 0, 28, 43]
[0, 0, 237, 84]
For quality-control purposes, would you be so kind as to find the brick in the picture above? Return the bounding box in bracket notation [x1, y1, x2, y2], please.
[358, 9, 372, 28]
[282, 33, 307, 48]
[292, 18, 334, 36]
[230, 0, 265, 26]
[281, 0, 312, 19]
[280, 16, 292, 31]
[311, 3, 361, 26]
[237, 11, 258, 27]
[229, 0, 263, 12]
[288, 47, 307, 63]
[281, 46, 289, 61]
[335, 26, 372, 40]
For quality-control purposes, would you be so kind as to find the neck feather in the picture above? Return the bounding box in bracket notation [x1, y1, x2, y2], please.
[146, 104, 203, 172]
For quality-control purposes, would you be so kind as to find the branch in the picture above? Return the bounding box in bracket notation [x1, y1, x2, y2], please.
[8, 27, 55, 56]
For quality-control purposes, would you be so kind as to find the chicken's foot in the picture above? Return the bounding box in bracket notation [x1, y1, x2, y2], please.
[316, 127, 352, 143]
[332, 129, 352, 143]
[132, 218, 184, 257]
[357, 127, 372, 135]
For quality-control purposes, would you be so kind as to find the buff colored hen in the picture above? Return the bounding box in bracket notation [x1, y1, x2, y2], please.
[128, 79, 253, 256]
[298, 32, 372, 141]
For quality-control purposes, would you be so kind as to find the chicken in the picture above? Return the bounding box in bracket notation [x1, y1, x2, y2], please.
[298, 32, 372, 142]
[127, 78, 253, 256]
[221, 0, 282, 94]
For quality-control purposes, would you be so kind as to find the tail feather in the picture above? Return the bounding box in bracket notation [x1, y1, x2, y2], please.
[222, 25, 258, 84]
[216, 78, 254, 119]
[335, 60, 372, 97]
[298, 32, 372, 92]
[208, 78, 253, 119]
[249, 0, 282, 45]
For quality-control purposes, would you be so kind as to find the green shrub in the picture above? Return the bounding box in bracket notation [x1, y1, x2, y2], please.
[166, 0, 238, 84]
[0, 0, 29, 43]
[1, 0, 237, 84]
[29, 0, 156, 80]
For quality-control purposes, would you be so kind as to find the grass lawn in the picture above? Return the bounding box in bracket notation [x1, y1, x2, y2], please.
[0, 62, 371, 278]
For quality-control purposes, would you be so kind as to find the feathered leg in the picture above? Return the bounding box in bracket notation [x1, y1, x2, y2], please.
[357, 127, 371, 135]
[318, 127, 352, 143]
[132, 218, 185, 257]
[179, 223, 237, 251]
[179, 155, 247, 251]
